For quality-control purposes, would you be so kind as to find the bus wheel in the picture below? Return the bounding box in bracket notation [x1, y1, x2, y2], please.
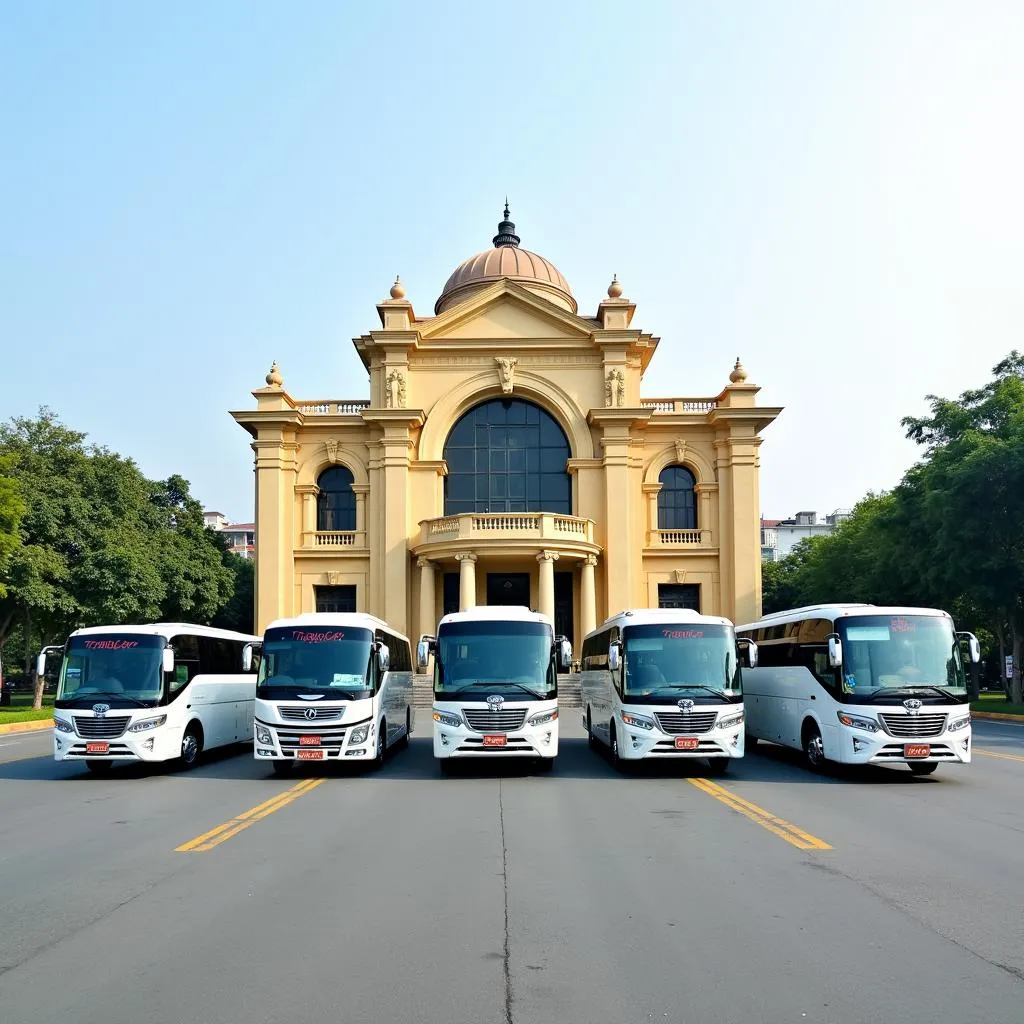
[271, 760, 293, 778]
[86, 760, 113, 775]
[706, 757, 730, 775]
[586, 709, 597, 749]
[400, 707, 412, 748]
[439, 758, 455, 776]
[745, 731, 758, 750]
[373, 720, 387, 769]
[802, 722, 826, 772]
[909, 762, 938, 776]
[535, 757, 554, 773]
[610, 723, 625, 772]
[180, 725, 203, 770]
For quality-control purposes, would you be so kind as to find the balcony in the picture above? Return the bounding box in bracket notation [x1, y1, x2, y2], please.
[297, 400, 370, 416]
[640, 398, 718, 414]
[414, 512, 598, 557]
[645, 528, 716, 554]
[298, 530, 367, 552]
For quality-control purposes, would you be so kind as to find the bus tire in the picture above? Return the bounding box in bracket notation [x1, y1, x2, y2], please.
[86, 760, 113, 775]
[610, 722, 626, 772]
[179, 724, 203, 770]
[535, 757, 554, 773]
[373, 719, 387, 769]
[400, 707, 412, 748]
[271, 760, 293, 778]
[439, 758, 454, 776]
[706, 757, 730, 774]
[745, 731, 758, 750]
[909, 762, 938, 776]
[802, 720, 826, 773]
[586, 708, 597, 749]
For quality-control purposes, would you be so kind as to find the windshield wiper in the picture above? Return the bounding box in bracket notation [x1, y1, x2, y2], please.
[67, 690, 153, 708]
[645, 684, 735, 700]
[868, 685, 961, 702]
[448, 681, 543, 700]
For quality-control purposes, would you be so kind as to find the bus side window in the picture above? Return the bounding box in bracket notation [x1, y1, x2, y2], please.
[169, 635, 201, 693]
[802, 645, 838, 692]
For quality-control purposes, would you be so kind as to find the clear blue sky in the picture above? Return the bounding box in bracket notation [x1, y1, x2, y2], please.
[2, 1, 1022, 521]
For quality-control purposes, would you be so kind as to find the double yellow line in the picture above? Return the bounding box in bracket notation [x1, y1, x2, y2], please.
[688, 777, 832, 851]
[976, 747, 1024, 764]
[176, 778, 325, 853]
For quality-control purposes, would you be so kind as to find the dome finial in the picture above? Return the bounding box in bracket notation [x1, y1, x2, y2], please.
[389, 275, 406, 300]
[607, 274, 624, 299]
[265, 360, 283, 388]
[493, 200, 520, 248]
[729, 356, 748, 384]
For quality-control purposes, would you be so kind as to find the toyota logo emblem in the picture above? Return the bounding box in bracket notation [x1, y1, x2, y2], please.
[304, 708, 318, 720]
[903, 699, 923, 713]
[486, 695, 504, 712]
[92, 704, 110, 716]
[677, 699, 694, 712]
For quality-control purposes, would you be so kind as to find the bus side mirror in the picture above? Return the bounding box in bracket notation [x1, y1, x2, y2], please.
[242, 643, 260, 673]
[377, 644, 390, 672]
[608, 641, 621, 673]
[417, 636, 434, 671]
[163, 648, 175, 674]
[958, 632, 981, 664]
[559, 638, 572, 671]
[827, 635, 843, 668]
[35, 653, 47, 678]
[739, 639, 758, 669]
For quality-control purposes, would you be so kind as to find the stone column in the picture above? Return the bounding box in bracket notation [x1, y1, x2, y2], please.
[295, 485, 319, 546]
[456, 553, 477, 610]
[537, 550, 559, 622]
[580, 555, 598, 637]
[417, 558, 436, 640]
[352, 484, 369, 544]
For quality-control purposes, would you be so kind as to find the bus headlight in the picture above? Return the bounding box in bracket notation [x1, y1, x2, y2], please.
[128, 715, 167, 733]
[528, 709, 558, 726]
[717, 711, 745, 730]
[256, 725, 274, 745]
[433, 711, 463, 728]
[837, 712, 879, 733]
[54, 717, 75, 734]
[621, 712, 654, 731]
[948, 714, 971, 732]
[349, 724, 371, 744]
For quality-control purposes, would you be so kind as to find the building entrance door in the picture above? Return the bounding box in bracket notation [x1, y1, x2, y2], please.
[486, 573, 530, 608]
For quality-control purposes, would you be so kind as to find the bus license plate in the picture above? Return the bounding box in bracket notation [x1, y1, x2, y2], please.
[483, 735, 507, 747]
[675, 737, 699, 750]
[299, 735, 321, 746]
[85, 742, 109, 754]
[297, 749, 325, 760]
[905, 744, 930, 758]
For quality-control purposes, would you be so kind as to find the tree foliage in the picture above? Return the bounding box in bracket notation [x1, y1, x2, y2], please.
[763, 353, 1024, 701]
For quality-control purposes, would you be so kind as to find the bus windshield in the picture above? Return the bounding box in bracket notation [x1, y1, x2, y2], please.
[56, 635, 164, 707]
[257, 626, 374, 699]
[435, 621, 556, 700]
[622, 623, 742, 701]
[837, 614, 967, 697]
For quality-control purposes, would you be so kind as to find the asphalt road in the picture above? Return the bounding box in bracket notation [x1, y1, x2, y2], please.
[0, 717, 1022, 1024]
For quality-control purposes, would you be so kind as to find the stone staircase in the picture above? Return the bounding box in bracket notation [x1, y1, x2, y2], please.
[412, 674, 582, 709]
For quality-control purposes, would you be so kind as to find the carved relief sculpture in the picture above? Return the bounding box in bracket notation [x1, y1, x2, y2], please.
[674, 438, 687, 466]
[495, 356, 518, 394]
[324, 438, 339, 464]
[385, 369, 407, 408]
[605, 368, 625, 407]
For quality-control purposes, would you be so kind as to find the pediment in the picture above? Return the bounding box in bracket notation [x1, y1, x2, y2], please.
[417, 280, 597, 343]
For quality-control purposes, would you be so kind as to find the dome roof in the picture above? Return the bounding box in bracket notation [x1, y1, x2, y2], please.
[434, 204, 576, 315]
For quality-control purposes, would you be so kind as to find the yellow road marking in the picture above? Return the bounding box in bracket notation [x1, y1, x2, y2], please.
[176, 778, 325, 853]
[688, 777, 832, 851]
[975, 748, 1024, 764]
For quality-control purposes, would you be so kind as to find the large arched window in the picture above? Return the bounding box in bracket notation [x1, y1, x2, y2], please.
[443, 398, 571, 515]
[658, 465, 697, 530]
[317, 466, 356, 531]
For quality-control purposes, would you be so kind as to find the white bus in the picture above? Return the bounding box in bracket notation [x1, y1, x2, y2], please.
[736, 604, 981, 775]
[250, 613, 413, 776]
[43, 623, 261, 773]
[580, 609, 755, 772]
[417, 606, 572, 773]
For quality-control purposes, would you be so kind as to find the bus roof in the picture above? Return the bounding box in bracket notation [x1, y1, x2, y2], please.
[736, 604, 952, 632]
[434, 606, 554, 632]
[68, 623, 261, 642]
[586, 607, 734, 641]
[264, 612, 409, 643]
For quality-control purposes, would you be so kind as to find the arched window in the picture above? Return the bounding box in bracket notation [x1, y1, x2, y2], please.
[658, 465, 696, 530]
[317, 466, 356, 531]
[443, 398, 571, 516]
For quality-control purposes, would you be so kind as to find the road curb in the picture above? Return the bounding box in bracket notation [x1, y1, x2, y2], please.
[973, 711, 1024, 724]
[0, 718, 53, 735]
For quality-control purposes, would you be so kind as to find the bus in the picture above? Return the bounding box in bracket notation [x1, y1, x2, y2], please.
[250, 613, 413, 776]
[417, 606, 572, 772]
[43, 623, 261, 773]
[736, 604, 981, 774]
[580, 609, 755, 772]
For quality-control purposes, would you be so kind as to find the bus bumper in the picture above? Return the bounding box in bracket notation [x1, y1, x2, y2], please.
[433, 715, 558, 759]
[53, 725, 181, 763]
[619, 720, 745, 760]
[848, 728, 972, 765]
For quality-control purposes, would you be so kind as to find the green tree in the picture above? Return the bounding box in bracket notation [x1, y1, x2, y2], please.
[212, 554, 255, 634]
[0, 454, 26, 597]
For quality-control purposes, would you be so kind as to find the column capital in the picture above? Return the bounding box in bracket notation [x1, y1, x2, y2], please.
[417, 557, 433, 569]
[295, 484, 320, 497]
[351, 484, 371, 496]
[583, 554, 598, 567]
[537, 550, 560, 563]
[454, 552, 477, 563]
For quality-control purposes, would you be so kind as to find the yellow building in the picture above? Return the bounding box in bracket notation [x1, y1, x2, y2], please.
[232, 206, 781, 647]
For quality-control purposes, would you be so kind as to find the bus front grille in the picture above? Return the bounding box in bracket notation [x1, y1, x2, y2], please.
[653, 711, 719, 735]
[279, 706, 344, 722]
[879, 713, 947, 738]
[464, 709, 528, 733]
[74, 716, 131, 739]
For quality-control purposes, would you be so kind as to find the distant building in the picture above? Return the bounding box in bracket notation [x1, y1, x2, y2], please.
[204, 511, 256, 559]
[761, 510, 851, 561]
